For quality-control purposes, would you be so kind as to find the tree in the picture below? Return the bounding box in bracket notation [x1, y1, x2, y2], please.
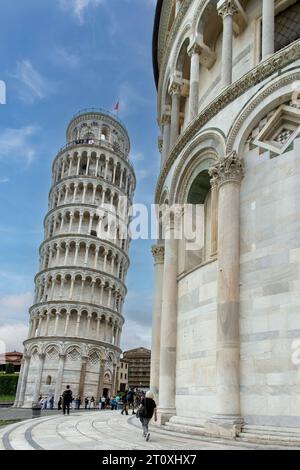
[5, 363, 15, 374]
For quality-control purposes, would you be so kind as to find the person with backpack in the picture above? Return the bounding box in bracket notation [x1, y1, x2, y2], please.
[127, 388, 136, 415]
[121, 392, 129, 415]
[137, 391, 157, 441]
[62, 385, 73, 415]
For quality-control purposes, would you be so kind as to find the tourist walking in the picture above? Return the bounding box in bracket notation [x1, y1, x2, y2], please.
[110, 397, 117, 410]
[121, 392, 128, 415]
[62, 385, 73, 415]
[85, 397, 89, 409]
[101, 396, 106, 410]
[127, 388, 136, 415]
[90, 397, 95, 409]
[49, 396, 54, 410]
[58, 396, 62, 410]
[137, 391, 157, 441]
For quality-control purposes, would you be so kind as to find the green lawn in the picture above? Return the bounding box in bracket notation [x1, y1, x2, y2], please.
[0, 420, 20, 428]
[0, 395, 15, 402]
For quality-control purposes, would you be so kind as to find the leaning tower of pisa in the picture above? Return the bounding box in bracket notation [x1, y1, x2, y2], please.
[15, 109, 135, 408]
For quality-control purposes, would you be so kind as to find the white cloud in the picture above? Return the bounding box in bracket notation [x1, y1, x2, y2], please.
[0, 324, 28, 353]
[131, 151, 145, 162]
[0, 291, 33, 351]
[14, 60, 56, 104]
[0, 126, 39, 167]
[0, 177, 9, 183]
[121, 319, 151, 352]
[54, 47, 81, 68]
[59, 0, 105, 24]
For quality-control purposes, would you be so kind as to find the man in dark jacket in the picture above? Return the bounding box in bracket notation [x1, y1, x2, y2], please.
[62, 385, 73, 415]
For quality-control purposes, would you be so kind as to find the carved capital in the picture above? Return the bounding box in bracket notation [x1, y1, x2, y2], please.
[188, 42, 202, 57]
[217, 0, 238, 18]
[151, 245, 165, 264]
[169, 81, 182, 96]
[161, 113, 171, 125]
[209, 152, 245, 187]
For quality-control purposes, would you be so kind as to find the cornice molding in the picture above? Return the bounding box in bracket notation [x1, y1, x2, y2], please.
[155, 40, 300, 203]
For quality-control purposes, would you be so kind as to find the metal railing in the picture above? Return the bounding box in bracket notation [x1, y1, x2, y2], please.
[69, 107, 126, 129]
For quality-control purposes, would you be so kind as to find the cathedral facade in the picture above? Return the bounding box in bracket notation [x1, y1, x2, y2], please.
[151, 0, 300, 440]
[15, 110, 135, 407]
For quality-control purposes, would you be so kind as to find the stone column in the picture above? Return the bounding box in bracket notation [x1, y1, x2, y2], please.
[188, 42, 201, 123]
[218, 0, 238, 88]
[158, 212, 179, 424]
[210, 179, 219, 257]
[161, 112, 171, 165]
[54, 354, 66, 406]
[33, 353, 45, 405]
[169, 81, 182, 149]
[64, 312, 71, 336]
[14, 358, 25, 407]
[150, 245, 165, 398]
[96, 359, 105, 399]
[111, 363, 118, 396]
[262, 0, 275, 59]
[16, 354, 31, 407]
[207, 151, 244, 438]
[78, 356, 88, 398]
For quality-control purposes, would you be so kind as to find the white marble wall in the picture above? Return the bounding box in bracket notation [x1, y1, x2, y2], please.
[176, 261, 217, 419]
[240, 136, 300, 427]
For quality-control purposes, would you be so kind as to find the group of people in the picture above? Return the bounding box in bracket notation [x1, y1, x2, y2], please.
[38, 396, 54, 409]
[39, 385, 157, 441]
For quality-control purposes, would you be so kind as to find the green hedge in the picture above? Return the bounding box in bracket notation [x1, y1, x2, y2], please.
[0, 374, 18, 396]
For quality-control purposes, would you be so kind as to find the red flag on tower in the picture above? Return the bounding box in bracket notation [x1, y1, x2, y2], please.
[114, 101, 120, 113]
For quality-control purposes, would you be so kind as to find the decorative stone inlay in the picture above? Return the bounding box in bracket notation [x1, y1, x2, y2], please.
[46, 347, 59, 361]
[89, 351, 100, 366]
[274, 128, 293, 144]
[253, 104, 300, 155]
[208, 151, 245, 186]
[68, 348, 81, 362]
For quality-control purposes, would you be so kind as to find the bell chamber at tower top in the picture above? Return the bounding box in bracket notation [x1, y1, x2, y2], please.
[64, 108, 131, 160]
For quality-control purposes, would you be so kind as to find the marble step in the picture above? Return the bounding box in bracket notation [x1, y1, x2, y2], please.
[164, 422, 206, 436]
[242, 424, 300, 438]
[238, 428, 300, 447]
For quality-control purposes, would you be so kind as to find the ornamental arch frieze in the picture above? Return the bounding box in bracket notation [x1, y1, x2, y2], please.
[168, 128, 226, 204]
[226, 69, 300, 156]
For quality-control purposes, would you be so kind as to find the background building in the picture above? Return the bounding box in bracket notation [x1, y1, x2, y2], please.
[117, 358, 129, 392]
[151, 0, 300, 442]
[123, 347, 151, 389]
[14, 109, 135, 407]
[0, 352, 23, 373]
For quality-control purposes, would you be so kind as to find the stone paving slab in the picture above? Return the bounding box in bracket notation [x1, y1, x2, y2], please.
[0, 410, 295, 450]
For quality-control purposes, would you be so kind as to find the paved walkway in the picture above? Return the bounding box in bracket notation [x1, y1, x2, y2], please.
[0, 410, 291, 450]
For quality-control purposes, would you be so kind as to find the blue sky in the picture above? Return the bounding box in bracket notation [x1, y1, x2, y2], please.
[0, 0, 159, 352]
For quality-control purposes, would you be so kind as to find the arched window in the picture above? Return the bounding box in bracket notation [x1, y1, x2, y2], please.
[178, 167, 216, 274]
[46, 375, 52, 385]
